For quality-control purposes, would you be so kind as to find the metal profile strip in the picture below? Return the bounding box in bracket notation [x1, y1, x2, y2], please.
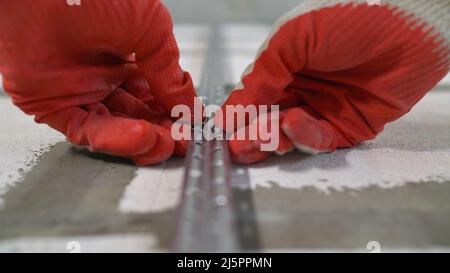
[172, 25, 240, 252]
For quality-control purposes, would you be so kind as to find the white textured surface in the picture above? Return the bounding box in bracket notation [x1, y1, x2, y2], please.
[0, 233, 159, 253]
[247, 92, 450, 193]
[0, 98, 64, 208]
[119, 162, 184, 213]
[174, 24, 208, 87]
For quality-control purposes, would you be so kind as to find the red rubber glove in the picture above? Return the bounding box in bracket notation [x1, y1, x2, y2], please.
[0, 0, 197, 166]
[218, 0, 449, 164]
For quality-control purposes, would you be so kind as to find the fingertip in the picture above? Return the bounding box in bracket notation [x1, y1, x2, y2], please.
[281, 108, 336, 154]
[86, 117, 158, 157]
[154, 117, 188, 157]
[131, 125, 175, 166]
[229, 139, 272, 164]
[275, 132, 295, 155]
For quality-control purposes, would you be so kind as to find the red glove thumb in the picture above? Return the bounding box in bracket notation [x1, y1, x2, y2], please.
[220, 0, 449, 164]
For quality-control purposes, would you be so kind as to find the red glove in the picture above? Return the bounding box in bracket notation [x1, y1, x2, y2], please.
[218, 0, 449, 164]
[0, 0, 197, 165]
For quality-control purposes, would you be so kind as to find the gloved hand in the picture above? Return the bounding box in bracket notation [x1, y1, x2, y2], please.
[0, 0, 197, 165]
[218, 0, 449, 164]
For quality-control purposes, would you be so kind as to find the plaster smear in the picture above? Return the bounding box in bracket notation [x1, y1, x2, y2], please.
[0, 98, 64, 208]
[246, 93, 450, 193]
[118, 160, 184, 214]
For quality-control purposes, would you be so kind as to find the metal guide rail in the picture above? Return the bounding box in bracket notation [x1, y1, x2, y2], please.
[172, 26, 241, 252]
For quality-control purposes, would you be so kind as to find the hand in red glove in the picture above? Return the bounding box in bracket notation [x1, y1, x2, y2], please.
[0, 0, 197, 165]
[218, 0, 449, 164]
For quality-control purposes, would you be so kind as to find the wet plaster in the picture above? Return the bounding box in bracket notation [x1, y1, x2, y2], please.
[0, 142, 178, 251]
[251, 180, 450, 251]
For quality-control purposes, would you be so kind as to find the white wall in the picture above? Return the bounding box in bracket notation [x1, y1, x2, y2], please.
[0, 74, 4, 96]
[164, 0, 301, 23]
